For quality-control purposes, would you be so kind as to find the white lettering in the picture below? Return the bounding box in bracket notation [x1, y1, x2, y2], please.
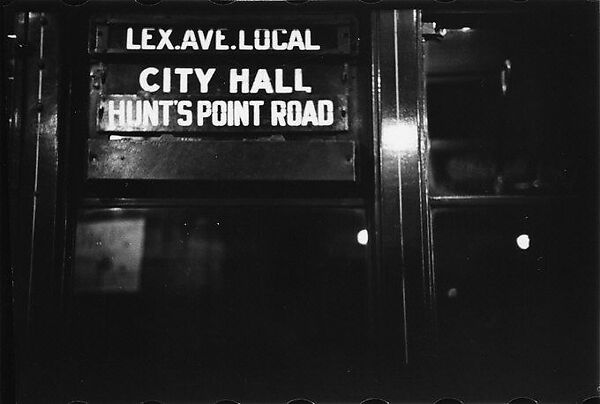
[163, 67, 171, 93]
[125, 100, 142, 127]
[177, 100, 193, 126]
[139, 67, 160, 93]
[238, 30, 252, 50]
[194, 68, 216, 93]
[249, 100, 264, 126]
[268, 99, 335, 127]
[141, 28, 155, 50]
[158, 100, 173, 126]
[250, 69, 274, 93]
[157, 29, 174, 50]
[254, 29, 270, 50]
[197, 101, 212, 126]
[174, 68, 194, 93]
[304, 29, 320, 50]
[271, 101, 286, 126]
[212, 100, 227, 126]
[294, 68, 311, 93]
[215, 29, 228, 50]
[142, 100, 159, 126]
[108, 100, 125, 128]
[318, 100, 334, 125]
[274, 69, 292, 93]
[229, 69, 250, 93]
[301, 100, 319, 126]
[197, 29, 214, 50]
[124, 27, 320, 52]
[181, 30, 199, 50]
[272, 29, 287, 51]
[287, 29, 305, 50]
[287, 100, 302, 126]
[126, 27, 140, 50]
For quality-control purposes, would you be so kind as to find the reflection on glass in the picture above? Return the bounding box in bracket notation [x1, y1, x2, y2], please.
[516, 234, 530, 250]
[143, 216, 225, 295]
[74, 218, 145, 292]
[357, 228, 368, 245]
[69, 206, 369, 395]
[71, 208, 367, 346]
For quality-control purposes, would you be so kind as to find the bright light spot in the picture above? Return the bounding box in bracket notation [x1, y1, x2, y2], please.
[382, 122, 417, 153]
[357, 229, 368, 246]
[516, 234, 530, 250]
[460, 27, 472, 32]
[7, 34, 17, 39]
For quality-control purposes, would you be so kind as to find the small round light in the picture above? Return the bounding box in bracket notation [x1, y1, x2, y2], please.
[516, 234, 530, 250]
[357, 229, 369, 246]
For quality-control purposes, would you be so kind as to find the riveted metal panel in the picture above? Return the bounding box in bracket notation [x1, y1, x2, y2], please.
[88, 138, 356, 181]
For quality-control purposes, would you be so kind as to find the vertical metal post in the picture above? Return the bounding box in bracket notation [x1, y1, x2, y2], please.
[10, 11, 62, 403]
[1, 6, 16, 404]
[372, 9, 432, 370]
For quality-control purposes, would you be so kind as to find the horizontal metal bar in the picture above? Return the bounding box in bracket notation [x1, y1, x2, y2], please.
[429, 194, 579, 206]
[80, 197, 366, 207]
[88, 138, 356, 181]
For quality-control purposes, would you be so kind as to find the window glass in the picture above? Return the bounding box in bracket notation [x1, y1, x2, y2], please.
[424, 12, 594, 196]
[68, 206, 370, 393]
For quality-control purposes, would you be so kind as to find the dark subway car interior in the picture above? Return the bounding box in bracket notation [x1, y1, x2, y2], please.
[1, 1, 598, 403]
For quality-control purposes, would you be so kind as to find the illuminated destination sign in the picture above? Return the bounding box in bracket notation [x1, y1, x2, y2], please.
[90, 19, 356, 134]
[94, 64, 349, 132]
[92, 20, 354, 54]
[124, 27, 322, 52]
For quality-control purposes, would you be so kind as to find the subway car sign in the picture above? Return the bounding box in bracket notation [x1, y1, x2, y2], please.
[122, 27, 323, 51]
[90, 18, 357, 134]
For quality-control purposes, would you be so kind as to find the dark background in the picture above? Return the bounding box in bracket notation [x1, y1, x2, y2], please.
[1, 1, 598, 403]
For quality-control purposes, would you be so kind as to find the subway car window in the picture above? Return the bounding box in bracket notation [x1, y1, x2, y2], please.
[424, 11, 595, 196]
[2, 2, 598, 403]
[423, 6, 598, 400]
[70, 207, 370, 397]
